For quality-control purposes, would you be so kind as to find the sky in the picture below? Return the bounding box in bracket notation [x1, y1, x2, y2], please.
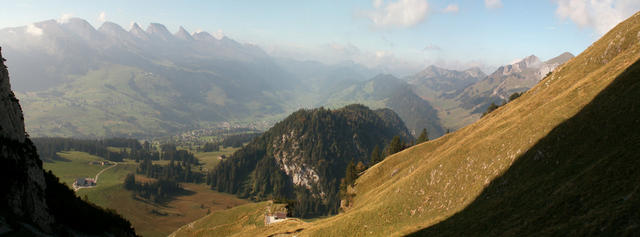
[1, 0, 639, 75]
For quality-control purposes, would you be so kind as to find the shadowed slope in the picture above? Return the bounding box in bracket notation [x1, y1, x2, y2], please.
[410, 56, 640, 236]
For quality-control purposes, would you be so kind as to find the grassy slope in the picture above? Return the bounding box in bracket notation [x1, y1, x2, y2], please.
[194, 146, 240, 172]
[174, 11, 640, 236]
[43, 151, 107, 186]
[170, 201, 300, 237]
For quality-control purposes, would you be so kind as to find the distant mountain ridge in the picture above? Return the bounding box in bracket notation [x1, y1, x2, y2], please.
[457, 52, 574, 113]
[0, 18, 408, 138]
[405, 52, 574, 130]
[0, 18, 303, 137]
[323, 74, 445, 138]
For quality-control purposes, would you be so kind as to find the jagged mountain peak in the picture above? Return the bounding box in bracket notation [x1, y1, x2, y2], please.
[98, 21, 128, 38]
[192, 31, 215, 41]
[60, 17, 94, 29]
[129, 22, 148, 40]
[175, 26, 194, 41]
[493, 54, 542, 76]
[98, 21, 125, 32]
[514, 54, 542, 68]
[545, 52, 575, 65]
[463, 67, 486, 77]
[129, 22, 142, 31]
[146, 23, 174, 41]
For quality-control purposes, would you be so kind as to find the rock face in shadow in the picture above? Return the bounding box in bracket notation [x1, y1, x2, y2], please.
[0, 47, 137, 236]
[0, 46, 54, 232]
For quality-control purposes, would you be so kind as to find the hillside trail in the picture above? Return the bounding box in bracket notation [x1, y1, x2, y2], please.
[73, 162, 118, 191]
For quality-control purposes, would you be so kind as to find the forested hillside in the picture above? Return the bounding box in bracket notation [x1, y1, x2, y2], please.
[207, 104, 413, 217]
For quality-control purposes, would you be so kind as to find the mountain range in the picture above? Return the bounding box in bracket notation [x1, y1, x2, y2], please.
[2, 18, 444, 139]
[406, 53, 573, 130]
[1, 17, 572, 140]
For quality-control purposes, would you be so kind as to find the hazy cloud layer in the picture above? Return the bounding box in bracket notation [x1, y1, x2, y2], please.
[555, 0, 640, 35]
[57, 13, 73, 24]
[485, 0, 502, 9]
[366, 0, 429, 28]
[98, 12, 107, 23]
[443, 4, 459, 13]
[25, 24, 43, 36]
[423, 43, 442, 51]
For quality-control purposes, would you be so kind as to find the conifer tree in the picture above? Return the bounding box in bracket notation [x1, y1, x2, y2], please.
[345, 161, 357, 186]
[417, 128, 429, 144]
[370, 145, 382, 165]
[386, 136, 405, 156]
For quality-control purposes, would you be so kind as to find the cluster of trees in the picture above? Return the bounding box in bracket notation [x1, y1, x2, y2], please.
[32, 137, 165, 162]
[32, 137, 129, 162]
[123, 173, 183, 203]
[369, 129, 428, 167]
[344, 128, 431, 200]
[482, 92, 525, 117]
[201, 142, 220, 152]
[199, 133, 260, 152]
[137, 145, 202, 183]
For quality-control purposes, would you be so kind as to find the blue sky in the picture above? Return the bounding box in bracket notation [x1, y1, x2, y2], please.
[1, 0, 639, 74]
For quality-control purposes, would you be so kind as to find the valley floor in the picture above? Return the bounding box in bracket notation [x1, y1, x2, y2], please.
[44, 150, 250, 237]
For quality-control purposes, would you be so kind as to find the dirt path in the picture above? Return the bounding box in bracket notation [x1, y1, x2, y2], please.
[74, 162, 118, 191]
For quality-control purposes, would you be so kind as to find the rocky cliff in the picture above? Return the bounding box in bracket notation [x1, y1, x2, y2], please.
[0, 46, 54, 233]
[0, 47, 136, 236]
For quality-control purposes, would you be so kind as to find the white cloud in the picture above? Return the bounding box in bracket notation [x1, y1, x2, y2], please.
[443, 4, 459, 13]
[25, 24, 43, 36]
[213, 29, 225, 40]
[374, 0, 384, 8]
[423, 43, 442, 51]
[98, 12, 107, 23]
[485, 0, 502, 9]
[367, 0, 429, 28]
[57, 13, 73, 24]
[555, 0, 640, 35]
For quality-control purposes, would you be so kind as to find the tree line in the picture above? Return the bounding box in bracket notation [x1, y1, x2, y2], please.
[123, 173, 183, 203]
[342, 128, 430, 204]
[482, 92, 524, 117]
[32, 137, 136, 162]
[199, 132, 261, 152]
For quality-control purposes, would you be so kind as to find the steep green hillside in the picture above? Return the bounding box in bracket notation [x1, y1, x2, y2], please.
[208, 104, 413, 217]
[174, 11, 640, 237]
[324, 74, 444, 138]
